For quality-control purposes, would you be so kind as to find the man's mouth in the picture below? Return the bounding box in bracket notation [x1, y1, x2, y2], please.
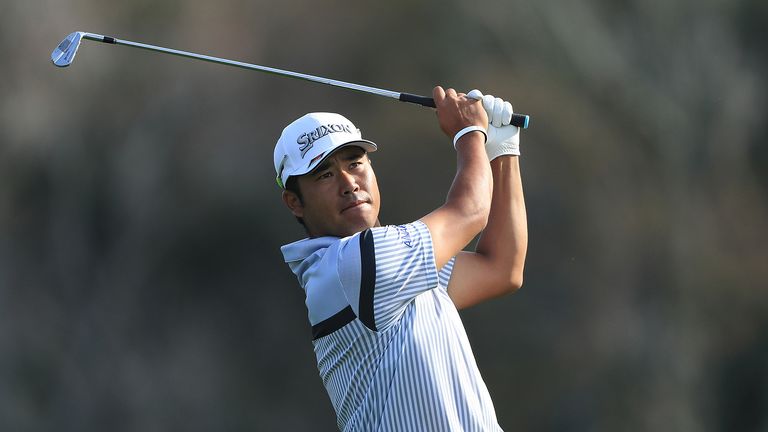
[341, 200, 369, 213]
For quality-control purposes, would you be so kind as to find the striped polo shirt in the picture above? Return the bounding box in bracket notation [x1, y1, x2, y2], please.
[281, 221, 502, 431]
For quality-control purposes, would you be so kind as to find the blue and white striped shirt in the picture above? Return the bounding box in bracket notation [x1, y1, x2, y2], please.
[282, 221, 502, 431]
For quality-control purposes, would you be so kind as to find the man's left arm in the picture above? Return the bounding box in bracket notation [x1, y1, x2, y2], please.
[446, 93, 528, 309]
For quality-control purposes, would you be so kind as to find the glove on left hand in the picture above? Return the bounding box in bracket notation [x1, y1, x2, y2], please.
[467, 89, 520, 159]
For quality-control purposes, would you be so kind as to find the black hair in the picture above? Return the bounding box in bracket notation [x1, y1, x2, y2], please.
[285, 176, 306, 228]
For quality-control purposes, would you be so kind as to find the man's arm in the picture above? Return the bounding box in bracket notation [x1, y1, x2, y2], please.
[446, 153, 528, 309]
[420, 86, 493, 270]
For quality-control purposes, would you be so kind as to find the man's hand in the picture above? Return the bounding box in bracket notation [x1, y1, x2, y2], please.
[467, 89, 521, 159]
[433, 86, 489, 141]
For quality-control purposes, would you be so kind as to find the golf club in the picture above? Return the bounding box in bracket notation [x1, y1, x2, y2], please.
[52, 31, 530, 129]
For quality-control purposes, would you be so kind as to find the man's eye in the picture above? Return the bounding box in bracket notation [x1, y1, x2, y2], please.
[317, 172, 332, 180]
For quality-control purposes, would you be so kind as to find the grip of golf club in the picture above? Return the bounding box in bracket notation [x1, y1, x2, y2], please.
[399, 92, 529, 129]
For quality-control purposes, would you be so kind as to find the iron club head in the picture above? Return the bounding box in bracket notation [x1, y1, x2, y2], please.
[51, 32, 84, 67]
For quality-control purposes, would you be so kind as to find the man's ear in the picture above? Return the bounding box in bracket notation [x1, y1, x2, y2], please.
[282, 190, 304, 218]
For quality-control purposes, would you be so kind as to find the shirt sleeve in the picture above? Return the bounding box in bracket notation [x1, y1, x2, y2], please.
[337, 221, 439, 332]
[437, 257, 456, 290]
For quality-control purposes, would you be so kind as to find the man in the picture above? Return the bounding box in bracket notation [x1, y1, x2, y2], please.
[275, 86, 527, 431]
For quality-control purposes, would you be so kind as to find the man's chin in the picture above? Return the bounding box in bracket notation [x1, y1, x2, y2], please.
[337, 213, 379, 237]
[307, 209, 379, 238]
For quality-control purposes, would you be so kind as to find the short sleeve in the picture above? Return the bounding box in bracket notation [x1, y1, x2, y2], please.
[337, 221, 439, 332]
[437, 257, 456, 290]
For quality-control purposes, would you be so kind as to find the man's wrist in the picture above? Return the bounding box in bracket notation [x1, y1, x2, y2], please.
[453, 126, 487, 149]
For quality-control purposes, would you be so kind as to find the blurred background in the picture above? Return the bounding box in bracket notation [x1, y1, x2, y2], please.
[1, 0, 767, 430]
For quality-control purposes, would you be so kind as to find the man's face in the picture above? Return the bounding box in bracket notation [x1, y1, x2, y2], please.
[283, 146, 381, 238]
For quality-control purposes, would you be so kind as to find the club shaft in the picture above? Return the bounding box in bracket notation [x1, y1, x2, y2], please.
[80, 32, 530, 128]
[83, 33, 401, 98]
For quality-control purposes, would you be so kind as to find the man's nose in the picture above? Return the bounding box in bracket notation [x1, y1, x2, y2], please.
[339, 170, 359, 194]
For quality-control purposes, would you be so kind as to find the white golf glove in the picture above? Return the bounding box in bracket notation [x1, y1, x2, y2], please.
[467, 89, 520, 159]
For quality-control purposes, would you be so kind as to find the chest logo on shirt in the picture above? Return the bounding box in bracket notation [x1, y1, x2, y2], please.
[395, 225, 413, 247]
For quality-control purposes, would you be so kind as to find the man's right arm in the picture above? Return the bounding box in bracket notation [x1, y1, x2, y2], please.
[420, 86, 493, 270]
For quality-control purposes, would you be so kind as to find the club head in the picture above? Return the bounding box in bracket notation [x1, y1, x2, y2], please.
[51, 32, 84, 67]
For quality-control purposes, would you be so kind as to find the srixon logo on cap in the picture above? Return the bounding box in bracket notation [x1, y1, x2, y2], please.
[297, 123, 353, 158]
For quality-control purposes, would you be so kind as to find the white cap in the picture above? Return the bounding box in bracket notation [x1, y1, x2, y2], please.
[273, 112, 377, 188]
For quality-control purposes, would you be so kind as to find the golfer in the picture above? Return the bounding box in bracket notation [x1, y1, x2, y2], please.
[275, 86, 528, 431]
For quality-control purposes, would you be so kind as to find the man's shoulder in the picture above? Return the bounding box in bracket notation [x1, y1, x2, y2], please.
[281, 236, 340, 264]
[280, 221, 431, 264]
[368, 221, 432, 250]
[280, 233, 361, 264]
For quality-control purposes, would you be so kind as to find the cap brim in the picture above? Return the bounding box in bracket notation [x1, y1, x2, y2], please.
[298, 139, 377, 177]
